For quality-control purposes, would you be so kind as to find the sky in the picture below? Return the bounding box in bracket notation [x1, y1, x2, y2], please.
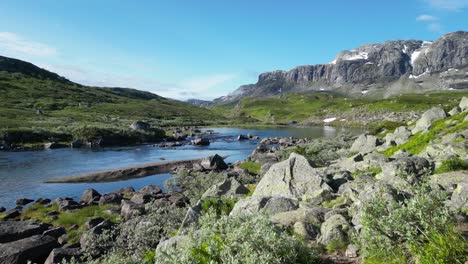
[0, 0, 467, 100]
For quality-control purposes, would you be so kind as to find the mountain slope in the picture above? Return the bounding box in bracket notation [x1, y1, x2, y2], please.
[0, 55, 223, 131]
[216, 31, 468, 103]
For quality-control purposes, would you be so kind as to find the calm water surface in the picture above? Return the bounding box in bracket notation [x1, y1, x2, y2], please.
[0, 126, 363, 208]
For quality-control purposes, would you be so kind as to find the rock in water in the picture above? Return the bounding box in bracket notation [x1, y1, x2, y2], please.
[191, 138, 210, 146]
[412, 107, 446, 134]
[200, 154, 228, 171]
[252, 153, 332, 200]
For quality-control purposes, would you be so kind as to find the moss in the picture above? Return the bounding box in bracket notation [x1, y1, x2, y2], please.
[321, 196, 346, 209]
[352, 167, 382, 178]
[434, 158, 468, 174]
[383, 111, 468, 157]
[201, 198, 238, 215]
[326, 238, 348, 253]
[369, 121, 406, 136]
[239, 161, 262, 175]
[245, 184, 256, 197]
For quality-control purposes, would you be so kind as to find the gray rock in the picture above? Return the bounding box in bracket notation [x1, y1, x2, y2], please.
[179, 202, 203, 230]
[202, 177, 249, 198]
[80, 188, 101, 204]
[293, 221, 319, 240]
[345, 244, 360, 258]
[2, 209, 20, 219]
[252, 153, 332, 202]
[42, 227, 66, 239]
[15, 198, 33, 206]
[448, 106, 461, 116]
[70, 140, 82, 148]
[384, 126, 411, 146]
[191, 138, 210, 146]
[350, 134, 382, 154]
[0, 235, 59, 264]
[200, 154, 228, 171]
[380, 157, 431, 186]
[261, 197, 299, 215]
[0, 221, 49, 243]
[44, 247, 82, 264]
[98, 193, 123, 206]
[130, 120, 151, 131]
[0, 207, 5, 213]
[55, 198, 81, 211]
[318, 214, 351, 246]
[116, 186, 135, 194]
[139, 185, 162, 195]
[35, 198, 51, 205]
[271, 207, 331, 227]
[230, 196, 270, 216]
[84, 217, 105, 230]
[44, 142, 67, 149]
[121, 200, 145, 221]
[460, 96, 468, 112]
[412, 107, 447, 134]
[130, 193, 154, 204]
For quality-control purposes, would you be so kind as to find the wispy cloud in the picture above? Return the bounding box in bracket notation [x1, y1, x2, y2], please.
[416, 14, 438, 21]
[0, 32, 57, 58]
[424, 0, 468, 11]
[428, 22, 443, 32]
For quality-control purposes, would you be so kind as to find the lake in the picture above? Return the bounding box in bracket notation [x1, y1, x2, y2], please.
[0, 126, 363, 208]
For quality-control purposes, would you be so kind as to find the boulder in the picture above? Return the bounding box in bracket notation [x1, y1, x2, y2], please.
[191, 138, 210, 146]
[230, 196, 270, 216]
[0, 235, 59, 264]
[0, 221, 49, 243]
[156, 236, 189, 253]
[384, 126, 411, 146]
[116, 186, 135, 195]
[121, 200, 145, 221]
[261, 197, 299, 215]
[167, 193, 189, 207]
[35, 198, 51, 205]
[179, 202, 203, 230]
[98, 193, 123, 206]
[318, 214, 351, 246]
[379, 157, 431, 186]
[44, 142, 67, 149]
[42, 227, 66, 239]
[2, 209, 20, 219]
[200, 154, 228, 171]
[130, 120, 151, 131]
[460, 96, 468, 112]
[44, 247, 82, 264]
[350, 134, 383, 154]
[130, 193, 154, 204]
[412, 107, 447, 134]
[0, 207, 5, 213]
[15, 198, 33, 206]
[70, 140, 82, 148]
[84, 217, 105, 230]
[345, 244, 360, 258]
[293, 221, 319, 240]
[139, 185, 162, 195]
[237, 134, 249, 140]
[271, 207, 331, 227]
[448, 106, 461, 116]
[252, 153, 332, 203]
[202, 177, 249, 198]
[80, 188, 101, 204]
[55, 198, 81, 211]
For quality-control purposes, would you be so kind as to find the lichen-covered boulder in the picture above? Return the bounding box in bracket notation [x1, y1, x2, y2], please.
[230, 196, 270, 216]
[318, 214, 351, 246]
[459, 96, 468, 112]
[252, 153, 332, 202]
[384, 126, 411, 146]
[261, 197, 299, 215]
[200, 154, 228, 171]
[350, 135, 383, 154]
[202, 177, 249, 199]
[412, 107, 446, 134]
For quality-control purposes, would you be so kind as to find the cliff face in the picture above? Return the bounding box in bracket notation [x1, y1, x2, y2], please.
[217, 31, 468, 102]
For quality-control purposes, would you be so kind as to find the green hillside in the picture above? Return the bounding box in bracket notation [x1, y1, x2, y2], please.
[0, 56, 224, 146]
[214, 91, 468, 125]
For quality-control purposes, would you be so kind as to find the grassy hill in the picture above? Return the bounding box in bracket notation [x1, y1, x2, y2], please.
[0, 56, 224, 147]
[213, 91, 468, 125]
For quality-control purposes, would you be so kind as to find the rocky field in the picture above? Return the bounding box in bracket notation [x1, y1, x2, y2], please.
[1, 98, 467, 264]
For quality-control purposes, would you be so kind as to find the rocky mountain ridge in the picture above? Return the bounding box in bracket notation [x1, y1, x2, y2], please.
[214, 31, 468, 104]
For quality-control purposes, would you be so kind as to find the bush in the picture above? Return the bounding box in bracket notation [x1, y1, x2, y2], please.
[359, 182, 467, 263]
[200, 198, 238, 215]
[71, 126, 165, 145]
[434, 158, 468, 174]
[368, 121, 405, 136]
[239, 161, 261, 175]
[155, 211, 318, 264]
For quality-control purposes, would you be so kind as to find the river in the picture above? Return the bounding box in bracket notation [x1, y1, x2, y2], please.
[0, 126, 363, 208]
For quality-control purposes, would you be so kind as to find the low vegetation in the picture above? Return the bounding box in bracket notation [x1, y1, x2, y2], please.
[434, 157, 468, 174]
[155, 211, 319, 264]
[238, 161, 261, 175]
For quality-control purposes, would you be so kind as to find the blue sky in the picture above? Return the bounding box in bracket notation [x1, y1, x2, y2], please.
[0, 0, 467, 100]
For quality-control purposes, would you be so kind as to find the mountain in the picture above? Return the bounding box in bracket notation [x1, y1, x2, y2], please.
[0, 55, 223, 131]
[216, 31, 468, 103]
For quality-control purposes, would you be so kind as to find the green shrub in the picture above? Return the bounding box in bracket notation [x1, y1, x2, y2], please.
[369, 121, 406, 136]
[359, 182, 466, 263]
[326, 238, 348, 253]
[155, 211, 319, 264]
[321, 196, 346, 209]
[200, 198, 238, 215]
[239, 161, 261, 175]
[434, 158, 468, 174]
[352, 167, 382, 178]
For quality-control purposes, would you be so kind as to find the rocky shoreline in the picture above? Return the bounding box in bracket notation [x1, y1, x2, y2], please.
[1, 97, 467, 263]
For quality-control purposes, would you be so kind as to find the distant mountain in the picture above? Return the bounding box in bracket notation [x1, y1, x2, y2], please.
[0, 55, 70, 82]
[185, 99, 213, 108]
[215, 31, 468, 103]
